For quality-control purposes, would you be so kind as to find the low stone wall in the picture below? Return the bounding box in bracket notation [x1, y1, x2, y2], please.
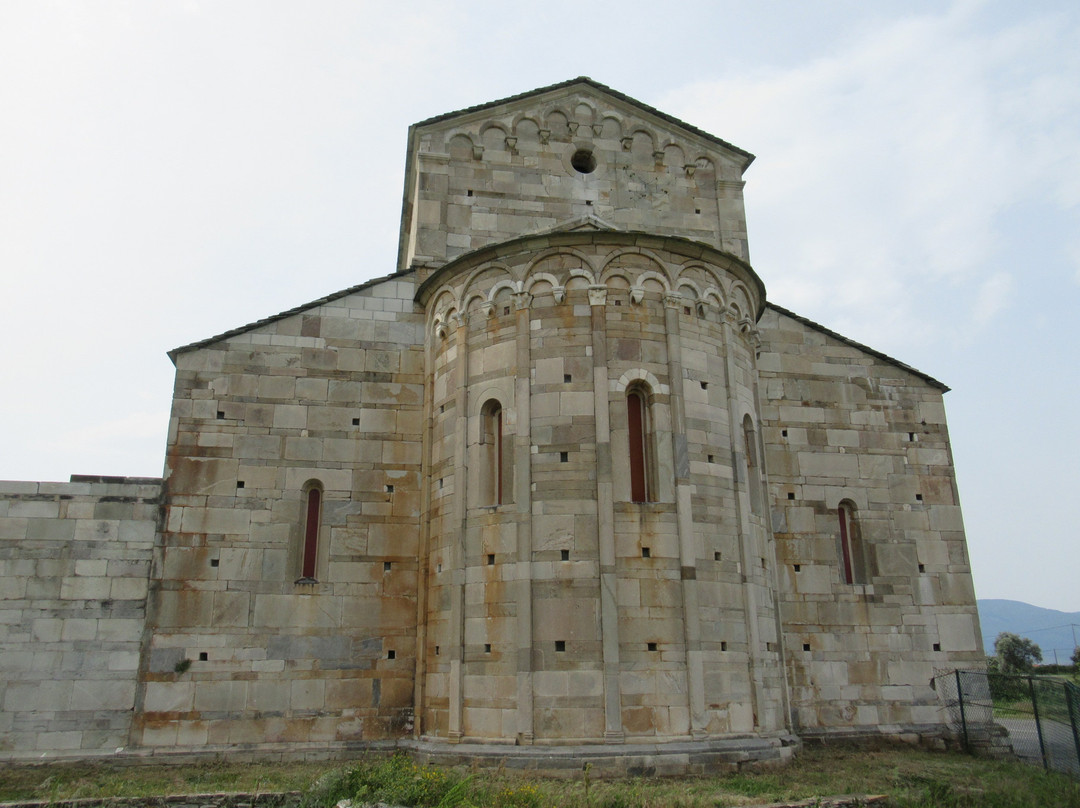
[0, 794, 300, 808]
[0, 476, 161, 758]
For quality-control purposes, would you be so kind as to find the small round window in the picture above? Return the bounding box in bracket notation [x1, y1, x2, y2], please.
[571, 149, 597, 174]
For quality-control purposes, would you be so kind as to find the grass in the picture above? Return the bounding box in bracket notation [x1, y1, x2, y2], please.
[1, 745, 1078, 808]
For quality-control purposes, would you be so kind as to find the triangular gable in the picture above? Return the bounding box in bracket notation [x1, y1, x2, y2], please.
[766, 303, 949, 392]
[167, 267, 416, 364]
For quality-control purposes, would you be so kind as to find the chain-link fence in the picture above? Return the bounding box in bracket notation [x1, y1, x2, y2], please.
[935, 669, 1080, 778]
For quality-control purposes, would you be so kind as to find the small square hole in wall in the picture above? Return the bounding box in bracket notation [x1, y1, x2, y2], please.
[236, 481, 245, 489]
[216, 411, 225, 420]
[700, 381, 708, 389]
[384, 561, 392, 572]
[564, 374, 572, 383]
[695, 208, 701, 214]
[585, 200, 593, 206]
[487, 553, 495, 566]
[503, 306, 510, 316]
[555, 640, 566, 652]
[915, 493, 923, 501]
[641, 547, 651, 558]
[683, 306, 691, 315]
[761, 557, 767, 568]
[707, 454, 714, 463]
[436, 563, 442, 573]
[484, 644, 491, 654]
[352, 417, 360, 426]
[787, 492, 795, 500]
[782, 429, 788, 437]
[766, 642, 777, 652]
[438, 478, 444, 489]
[387, 650, 396, 660]
[803, 643, 811, 652]
[467, 189, 473, 197]
[919, 563, 926, 573]
[199, 652, 208, 661]
[714, 551, 721, 561]
[210, 558, 219, 567]
[435, 645, 440, 655]
[908, 432, 916, 441]
[386, 484, 395, 494]
[794, 564, 801, 572]
[560, 451, 569, 462]
[614, 299, 622, 306]
[561, 549, 570, 561]
[439, 404, 445, 414]
[721, 641, 728, 651]
[933, 643, 942, 652]
[647, 642, 658, 652]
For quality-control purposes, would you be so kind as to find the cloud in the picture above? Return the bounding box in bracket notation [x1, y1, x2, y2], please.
[660, 2, 1080, 352]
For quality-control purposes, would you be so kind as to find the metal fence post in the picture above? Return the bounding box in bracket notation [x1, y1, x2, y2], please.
[1066, 684, 1080, 777]
[955, 669, 969, 750]
[1029, 675, 1048, 771]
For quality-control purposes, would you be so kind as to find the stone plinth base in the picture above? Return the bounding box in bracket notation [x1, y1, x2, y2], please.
[404, 734, 800, 778]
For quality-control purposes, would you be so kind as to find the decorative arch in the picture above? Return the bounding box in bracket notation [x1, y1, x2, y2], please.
[524, 248, 601, 283]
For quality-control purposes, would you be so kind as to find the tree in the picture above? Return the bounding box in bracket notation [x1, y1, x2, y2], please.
[1072, 646, 1080, 668]
[994, 632, 1042, 674]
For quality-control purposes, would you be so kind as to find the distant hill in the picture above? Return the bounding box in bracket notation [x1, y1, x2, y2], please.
[978, 599, 1080, 664]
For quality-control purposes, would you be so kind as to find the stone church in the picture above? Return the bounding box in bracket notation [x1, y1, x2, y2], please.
[0, 78, 983, 765]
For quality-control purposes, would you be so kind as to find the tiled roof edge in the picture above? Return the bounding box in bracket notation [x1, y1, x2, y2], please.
[167, 268, 417, 363]
[765, 303, 950, 392]
[413, 76, 755, 167]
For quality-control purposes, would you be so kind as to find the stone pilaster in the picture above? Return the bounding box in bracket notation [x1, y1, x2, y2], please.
[663, 295, 707, 738]
[590, 286, 623, 742]
[513, 293, 535, 744]
[448, 313, 469, 742]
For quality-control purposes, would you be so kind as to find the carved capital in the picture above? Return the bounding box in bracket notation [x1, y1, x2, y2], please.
[621, 136, 633, 151]
[653, 150, 665, 165]
[664, 292, 684, 309]
[471, 144, 484, 161]
[683, 164, 696, 178]
[552, 285, 566, 304]
[591, 123, 603, 136]
[629, 287, 645, 305]
[512, 291, 531, 311]
[481, 301, 495, 319]
[567, 121, 580, 135]
[587, 285, 607, 307]
[505, 136, 518, 153]
[538, 129, 550, 144]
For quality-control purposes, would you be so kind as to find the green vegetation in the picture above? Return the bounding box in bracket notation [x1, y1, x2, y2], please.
[1, 746, 1078, 808]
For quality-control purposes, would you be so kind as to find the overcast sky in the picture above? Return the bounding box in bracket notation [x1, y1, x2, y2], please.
[1, 1, 1077, 614]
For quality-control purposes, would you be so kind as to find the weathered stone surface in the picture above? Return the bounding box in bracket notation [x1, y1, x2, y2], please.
[0, 79, 980, 761]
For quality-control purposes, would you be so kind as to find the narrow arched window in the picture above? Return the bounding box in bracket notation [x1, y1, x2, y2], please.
[481, 399, 506, 505]
[300, 483, 322, 581]
[627, 386, 654, 503]
[743, 415, 762, 516]
[838, 500, 866, 585]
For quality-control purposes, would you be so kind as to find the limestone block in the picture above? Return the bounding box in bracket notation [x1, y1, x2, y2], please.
[143, 681, 195, 712]
[194, 680, 249, 712]
[290, 679, 326, 711]
[69, 680, 136, 712]
[798, 452, 860, 480]
[937, 612, 978, 651]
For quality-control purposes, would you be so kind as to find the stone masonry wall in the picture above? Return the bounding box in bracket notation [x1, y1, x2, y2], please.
[0, 476, 161, 758]
[135, 275, 425, 752]
[756, 306, 983, 736]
